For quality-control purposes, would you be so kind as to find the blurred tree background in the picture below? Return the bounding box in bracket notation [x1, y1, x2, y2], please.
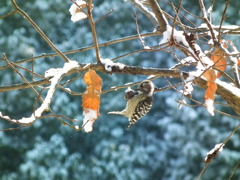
[0, 0, 240, 179]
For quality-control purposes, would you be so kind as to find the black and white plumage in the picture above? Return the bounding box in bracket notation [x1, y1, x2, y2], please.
[108, 80, 154, 128]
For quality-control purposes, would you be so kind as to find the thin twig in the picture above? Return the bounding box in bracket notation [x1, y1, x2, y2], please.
[0, 32, 158, 70]
[128, 0, 159, 29]
[148, 0, 168, 33]
[13, 62, 43, 79]
[197, 164, 209, 180]
[208, 0, 215, 23]
[134, 12, 146, 47]
[60, 73, 84, 87]
[102, 75, 183, 94]
[112, 43, 170, 61]
[218, 0, 230, 41]
[10, 0, 70, 62]
[60, 87, 83, 96]
[95, 9, 115, 24]
[41, 114, 77, 122]
[87, 0, 101, 63]
[198, 0, 218, 45]
[197, 124, 240, 180]
[0, 78, 50, 92]
[168, 0, 183, 43]
[31, 57, 34, 81]
[169, 0, 183, 30]
[180, 5, 202, 19]
[228, 160, 240, 180]
[2, 53, 43, 102]
[169, 1, 209, 43]
[0, 10, 17, 19]
[0, 125, 28, 131]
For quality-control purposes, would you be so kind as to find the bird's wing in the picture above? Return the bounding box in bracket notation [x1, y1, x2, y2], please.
[128, 96, 153, 128]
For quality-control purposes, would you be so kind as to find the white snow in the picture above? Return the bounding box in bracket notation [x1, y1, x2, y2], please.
[125, 87, 133, 93]
[100, 58, 125, 72]
[83, 108, 98, 133]
[201, 56, 214, 67]
[207, 6, 213, 14]
[45, 60, 79, 78]
[64, 88, 72, 92]
[83, 63, 91, 69]
[187, 71, 198, 81]
[9, 60, 80, 124]
[45, 68, 61, 78]
[75, 125, 80, 130]
[205, 143, 225, 162]
[198, 24, 239, 38]
[144, 46, 151, 50]
[178, 98, 186, 109]
[181, 56, 196, 64]
[160, 25, 189, 47]
[63, 60, 79, 72]
[208, 39, 214, 45]
[124, 82, 133, 85]
[147, 75, 156, 79]
[199, 23, 216, 28]
[216, 79, 240, 98]
[0, 112, 10, 120]
[36, 61, 79, 117]
[69, 0, 88, 22]
[160, 25, 172, 44]
[183, 81, 194, 95]
[205, 99, 214, 116]
[182, 68, 204, 96]
[221, 25, 239, 29]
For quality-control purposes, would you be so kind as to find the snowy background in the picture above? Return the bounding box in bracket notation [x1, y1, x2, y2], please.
[0, 0, 240, 179]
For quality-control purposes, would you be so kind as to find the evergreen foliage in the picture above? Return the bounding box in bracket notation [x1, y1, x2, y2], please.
[0, 0, 239, 179]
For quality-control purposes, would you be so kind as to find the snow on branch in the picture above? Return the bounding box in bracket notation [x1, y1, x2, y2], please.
[0, 60, 79, 125]
[126, 0, 158, 29]
[100, 58, 125, 72]
[204, 143, 225, 163]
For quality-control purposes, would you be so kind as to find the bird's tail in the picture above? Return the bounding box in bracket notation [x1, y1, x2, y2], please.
[108, 111, 124, 115]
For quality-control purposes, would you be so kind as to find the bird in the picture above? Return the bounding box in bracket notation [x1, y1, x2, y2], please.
[108, 80, 154, 128]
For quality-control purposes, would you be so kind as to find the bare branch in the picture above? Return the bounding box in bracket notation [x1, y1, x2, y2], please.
[128, 0, 159, 29]
[0, 10, 17, 19]
[87, 0, 101, 63]
[0, 60, 80, 125]
[148, 0, 168, 33]
[95, 9, 115, 24]
[198, 0, 218, 45]
[0, 78, 50, 92]
[2, 53, 43, 102]
[229, 160, 240, 180]
[0, 31, 158, 70]
[134, 12, 146, 47]
[10, 0, 70, 62]
[218, 0, 231, 41]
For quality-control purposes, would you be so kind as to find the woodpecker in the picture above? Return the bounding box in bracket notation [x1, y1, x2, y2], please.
[108, 80, 154, 128]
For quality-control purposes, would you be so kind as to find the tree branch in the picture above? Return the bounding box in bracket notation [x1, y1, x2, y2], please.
[198, 0, 218, 45]
[0, 32, 158, 70]
[148, 0, 168, 33]
[128, 0, 159, 29]
[218, 0, 230, 41]
[1, 62, 240, 116]
[10, 0, 70, 62]
[87, 0, 101, 63]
